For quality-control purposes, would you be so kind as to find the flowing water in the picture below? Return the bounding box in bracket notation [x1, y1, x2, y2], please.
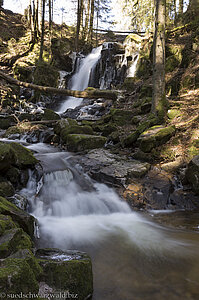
[58, 47, 102, 113]
[19, 143, 199, 300]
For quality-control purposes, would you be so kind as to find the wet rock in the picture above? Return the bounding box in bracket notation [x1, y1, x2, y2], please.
[0, 228, 33, 258]
[0, 114, 17, 129]
[9, 194, 28, 210]
[36, 248, 93, 300]
[185, 155, 199, 194]
[0, 180, 15, 197]
[138, 125, 176, 152]
[70, 149, 150, 187]
[66, 134, 107, 152]
[54, 118, 78, 135]
[0, 196, 35, 238]
[0, 142, 15, 171]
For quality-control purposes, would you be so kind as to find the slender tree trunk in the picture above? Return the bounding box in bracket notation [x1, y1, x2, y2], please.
[152, 0, 167, 121]
[96, 0, 99, 46]
[84, 0, 91, 41]
[49, 0, 52, 31]
[89, 0, 95, 43]
[76, 0, 81, 51]
[38, 0, 43, 33]
[39, 0, 45, 60]
[179, 0, 183, 15]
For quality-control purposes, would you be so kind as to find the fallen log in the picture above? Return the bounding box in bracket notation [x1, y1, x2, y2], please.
[0, 70, 118, 100]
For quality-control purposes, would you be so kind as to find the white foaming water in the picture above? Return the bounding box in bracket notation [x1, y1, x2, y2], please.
[58, 46, 102, 113]
[22, 149, 189, 254]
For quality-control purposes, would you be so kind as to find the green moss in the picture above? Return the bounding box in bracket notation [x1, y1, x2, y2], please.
[121, 77, 138, 91]
[38, 256, 93, 299]
[33, 61, 59, 88]
[66, 134, 107, 152]
[10, 142, 38, 167]
[0, 115, 17, 130]
[0, 181, 15, 197]
[0, 258, 39, 293]
[167, 109, 181, 120]
[188, 146, 199, 159]
[110, 109, 132, 126]
[42, 109, 61, 121]
[0, 196, 35, 238]
[54, 118, 78, 135]
[0, 215, 17, 236]
[92, 124, 117, 136]
[0, 228, 33, 258]
[139, 125, 176, 153]
[61, 125, 94, 144]
[3, 126, 21, 137]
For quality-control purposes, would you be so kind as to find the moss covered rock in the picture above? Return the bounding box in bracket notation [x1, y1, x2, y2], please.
[185, 155, 199, 194]
[54, 118, 78, 135]
[0, 228, 33, 258]
[36, 248, 93, 300]
[167, 109, 181, 120]
[109, 108, 133, 126]
[0, 257, 39, 293]
[0, 142, 15, 171]
[92, 123, 117, 137]
[61, 125, 94, 143]
[0, 197, 35, 237]
[0, 214, 17, 236]
[66, 134, 107, 152]
[138, 125, 176, 153]
[42, 109, 61, 121]
[0, 115, 17, 129]
[33, 61, 59, 88]
[10, 142, 38, 168]
[0, 180, 15, 197]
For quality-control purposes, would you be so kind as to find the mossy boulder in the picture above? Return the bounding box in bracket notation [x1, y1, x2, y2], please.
[42, 109, 61, 121]
[121, 77, 138, 91]
[185, 155, 199, 194]
[0, 115, 17, 129]
[0, 142, 15, 171]
[36, 248, 93, 300]
[123, 116, 158, 147]
[10, 142, 38, 168]
[33, 61, 59, 88]
[109, 109, 133, 126]
[0, 197, 35, 238]
[61, 125, 94, 143]
[13, 63, 33, 82]
[0, 228, 33, 258]
[0, 214, 17, 236]
[0, 257, 39, 293]
[138, 125, 176, 153]
[66, 134, 107, 152]
[0, 180, 15, 197]
[92, 123, 117, 136]
[54, 118, 78, 135]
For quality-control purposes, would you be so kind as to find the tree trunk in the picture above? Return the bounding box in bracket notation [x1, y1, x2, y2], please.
[49, 0, 52, 31]
[152, 0, 167, 121]
[179, 0, 183, 15]
[0, 70, 117, 100]
[76, 0, 81, 51]
[39, 0, 45, 60]
[84, 0, 91, 41]
[89, 0, 95, 42]
[187, 0, 199, 18]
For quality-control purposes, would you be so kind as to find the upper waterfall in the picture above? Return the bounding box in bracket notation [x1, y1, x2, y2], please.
[58, 46, 102, 113]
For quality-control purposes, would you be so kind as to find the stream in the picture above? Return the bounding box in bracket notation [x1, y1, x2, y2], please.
[20, 142, 199, 300]
[7, 45, 199, 299]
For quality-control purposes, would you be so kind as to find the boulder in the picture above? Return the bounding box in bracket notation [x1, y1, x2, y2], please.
[0, 115, 17, 129]
[0, 228, 33, 258]
[42, 109, 61, 121]
[138, 125, 176, 152]
[66, 134, 107, 152]
[54, 118, 78, 135]
[0, 214, 17, 236]
[0, 142, 15, 171]
[0, 180, 15, 197]
[36, 248, 93, 300]
[0, 197, 35, 238]
[0, 257, 39, 294]
[61, 125, 94, 144]
[185, 155, 199, 194]
[109, 108, 132, 126]
[10, 142, 38, 168]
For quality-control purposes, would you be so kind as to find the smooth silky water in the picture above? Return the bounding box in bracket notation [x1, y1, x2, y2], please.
[19, 143, 199, 300]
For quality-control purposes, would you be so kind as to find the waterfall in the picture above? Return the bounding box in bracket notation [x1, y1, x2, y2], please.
[58, 46, 102, 113]
[20, 144, 189, 254]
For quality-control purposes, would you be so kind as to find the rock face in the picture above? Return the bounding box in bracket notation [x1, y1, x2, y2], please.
[186, 155, 199, 194]
[138, 125, 176, 152]
[36, 248, 93, 300]
[69, 148, 151, 187]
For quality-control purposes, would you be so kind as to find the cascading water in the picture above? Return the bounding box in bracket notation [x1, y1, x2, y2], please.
[58, 46, 102, 113]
